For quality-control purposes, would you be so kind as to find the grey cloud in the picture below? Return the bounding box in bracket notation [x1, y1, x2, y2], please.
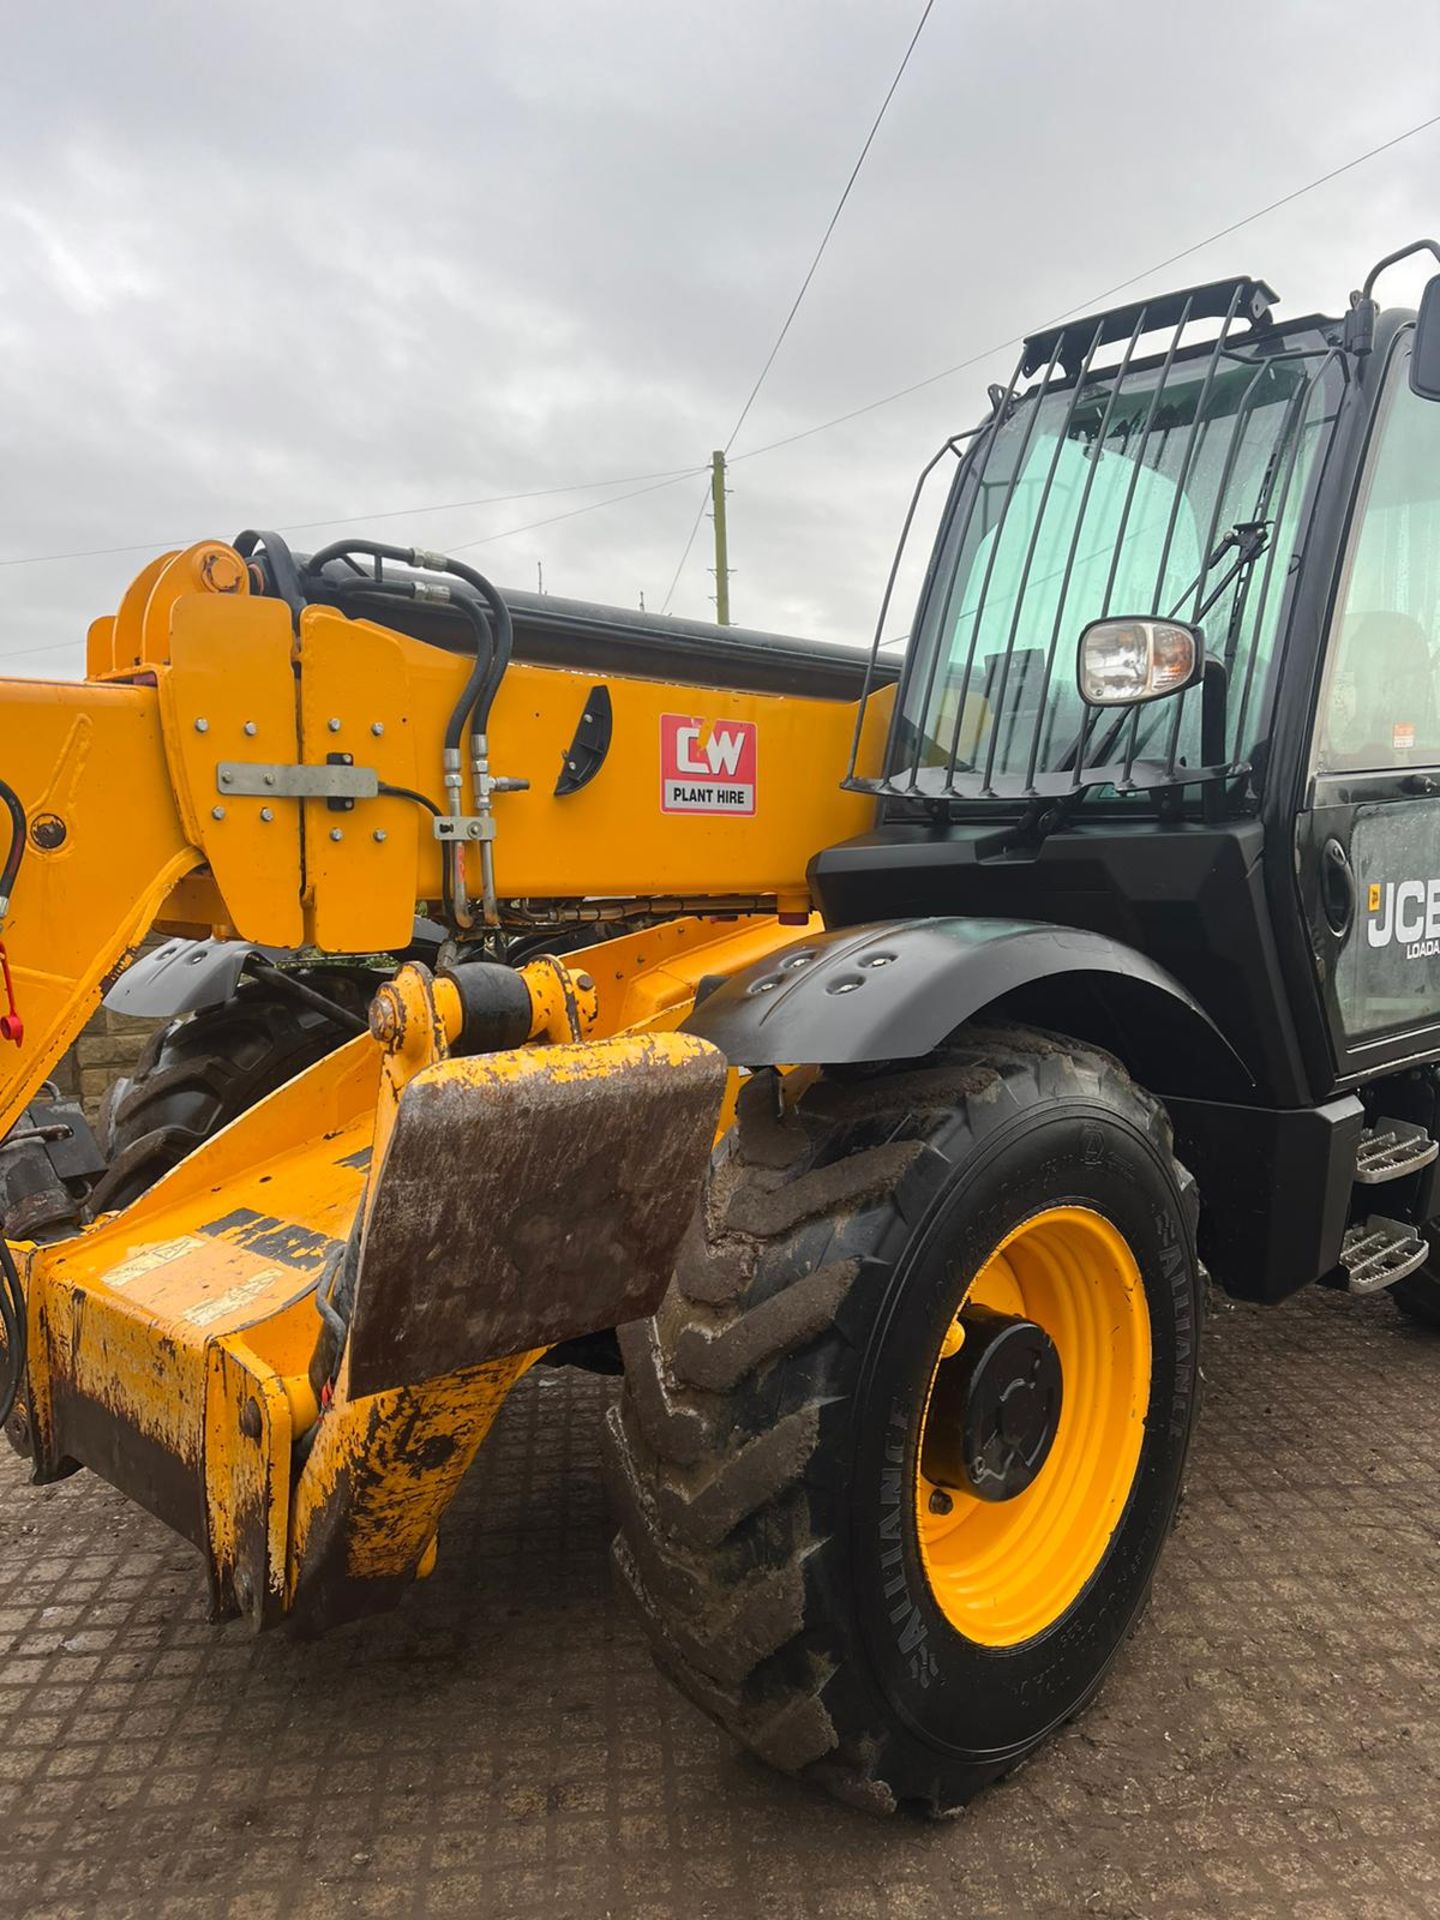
[2, 0, 1439, 677]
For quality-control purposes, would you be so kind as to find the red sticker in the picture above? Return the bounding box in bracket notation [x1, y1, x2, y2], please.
[660, 713, 756, 814]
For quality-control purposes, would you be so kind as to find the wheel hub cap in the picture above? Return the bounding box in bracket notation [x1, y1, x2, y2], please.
[914, 1206, 1152, 1648]
[921, 1307, 1063, 1502]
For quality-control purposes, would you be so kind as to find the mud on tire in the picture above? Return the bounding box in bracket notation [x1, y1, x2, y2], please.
[604, 1023, 1201, 1815]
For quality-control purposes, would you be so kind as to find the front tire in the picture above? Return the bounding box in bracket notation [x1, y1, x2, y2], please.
[604, 1025, 1200, 1814]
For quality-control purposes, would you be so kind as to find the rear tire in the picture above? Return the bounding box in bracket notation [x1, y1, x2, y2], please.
[604, 1024, 1201, 1815]
[91, 973, 368, 1213]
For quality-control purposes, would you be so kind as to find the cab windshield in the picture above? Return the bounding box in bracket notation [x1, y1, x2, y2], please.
[892, 334, 1342, 802]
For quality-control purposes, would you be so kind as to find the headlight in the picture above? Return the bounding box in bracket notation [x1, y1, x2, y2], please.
[1077, 618, 1203, 706]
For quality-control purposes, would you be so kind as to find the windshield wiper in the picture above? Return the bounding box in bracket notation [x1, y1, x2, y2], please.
[1053, 519, 1271, 777]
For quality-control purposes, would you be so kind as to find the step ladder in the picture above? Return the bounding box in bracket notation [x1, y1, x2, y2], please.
[1354, 1118, 1439, 1184]
[1340, 1217, 1430, 1294]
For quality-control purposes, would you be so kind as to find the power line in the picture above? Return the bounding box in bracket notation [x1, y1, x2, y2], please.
[724, 0, 936, 457]
[1, 640, 82, 666]
[1053, 108, 1440, 319]
[658, 487, 713, 618]
[662, 0, 936, 612]
[0, 468, 709, 666]
[448, 468, 706, 551]
[0, 463, 704, 572]
[731, 105, 1440, 465]
[273, 463, 702, 537]
[3, 104, 1437, 632]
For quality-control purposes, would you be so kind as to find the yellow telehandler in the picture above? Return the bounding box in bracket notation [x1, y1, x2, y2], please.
[7, 243, 1440, 1814]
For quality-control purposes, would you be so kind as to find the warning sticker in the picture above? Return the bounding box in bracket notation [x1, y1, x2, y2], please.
[105, 1235, 211, 1291]
[660, 714, 756, 815]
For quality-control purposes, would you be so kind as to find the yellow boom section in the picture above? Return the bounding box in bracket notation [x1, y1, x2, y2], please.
[1, 544, 885, 1632]
[2, 542, 888, 1134]
[0, 676, 200, 1135]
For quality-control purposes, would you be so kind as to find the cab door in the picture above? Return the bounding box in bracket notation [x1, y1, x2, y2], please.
[1299, 330, 1440, 1078]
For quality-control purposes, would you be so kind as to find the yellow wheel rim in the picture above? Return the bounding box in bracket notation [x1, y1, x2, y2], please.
[915, 1205, 1151, 1648]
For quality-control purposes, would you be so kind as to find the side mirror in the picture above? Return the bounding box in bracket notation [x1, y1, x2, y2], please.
[1411, 275, 1440, 401]
[1077, 617, 1204, 707]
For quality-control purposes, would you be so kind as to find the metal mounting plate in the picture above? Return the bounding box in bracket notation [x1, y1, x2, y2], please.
[433, 815, 494, 842]
[215, 761, 380, 800]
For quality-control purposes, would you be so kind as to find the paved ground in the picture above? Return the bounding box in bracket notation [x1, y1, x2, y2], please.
[0, 1284, 1437, 1920]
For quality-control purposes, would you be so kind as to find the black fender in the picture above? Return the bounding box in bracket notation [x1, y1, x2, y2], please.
[104, 918, 449, 1019]
[684, 917, 1253, 1101]
[103, 936, 277, 1019]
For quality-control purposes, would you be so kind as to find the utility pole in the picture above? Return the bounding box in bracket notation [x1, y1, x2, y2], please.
[536, 559, 545, 596]
[710, 449, 731, 627]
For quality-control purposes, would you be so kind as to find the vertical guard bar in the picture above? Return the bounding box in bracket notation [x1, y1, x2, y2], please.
[1073, 297, 1196, 788]
[1028, 306, 1150, 783]
[1123, 286, 1244, 786]
[979, 321, 1107, 794]
[845, 434, 968, 787]
[1230, 356, 1340, 755]
[1147, 286, 1246, 617]
[1190, 363, 1274, 623]
[941, 340, 1063, 791]
[903, 351, 1029, 792]
[1157, 356, 1277, 773]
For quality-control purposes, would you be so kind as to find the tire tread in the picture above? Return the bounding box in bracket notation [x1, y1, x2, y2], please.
[607, 1022, 1193, 1815]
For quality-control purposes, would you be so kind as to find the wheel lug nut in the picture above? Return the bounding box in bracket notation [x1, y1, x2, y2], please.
[928, 1488, 953, 1516]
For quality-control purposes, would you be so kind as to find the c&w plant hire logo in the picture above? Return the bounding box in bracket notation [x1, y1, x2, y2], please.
[1367, 878, 1440, 959]
[659, 713, 757, 815]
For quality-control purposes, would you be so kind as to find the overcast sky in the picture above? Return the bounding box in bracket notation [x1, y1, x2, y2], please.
[3, 0, 1439, 678]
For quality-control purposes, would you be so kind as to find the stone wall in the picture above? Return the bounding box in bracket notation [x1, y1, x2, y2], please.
[52, 1007, 162, 1124]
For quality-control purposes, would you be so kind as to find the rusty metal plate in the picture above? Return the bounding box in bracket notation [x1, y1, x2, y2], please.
[347, 1033, 726, 1396]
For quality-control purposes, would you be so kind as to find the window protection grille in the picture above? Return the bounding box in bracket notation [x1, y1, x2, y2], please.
[844, 279, 1344, 811]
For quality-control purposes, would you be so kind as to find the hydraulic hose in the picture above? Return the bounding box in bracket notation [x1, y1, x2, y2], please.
[240, 958, 370, 1037]
[0, 1227, 25, 1431]
[0, 775, 25, 923]
[1, 777, 29, 1425]
[443, 596, 499, 753]
[438, 559, 513, 743]
[301, 541, 513, 748]
[377, 782, 442, 816]
[233, 529, 306, 624]
[299, 541, 518, 933]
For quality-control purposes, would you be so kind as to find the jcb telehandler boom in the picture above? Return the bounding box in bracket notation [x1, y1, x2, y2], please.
[6, 241, 1440, 1815]
[0, 537, 889, 1628]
